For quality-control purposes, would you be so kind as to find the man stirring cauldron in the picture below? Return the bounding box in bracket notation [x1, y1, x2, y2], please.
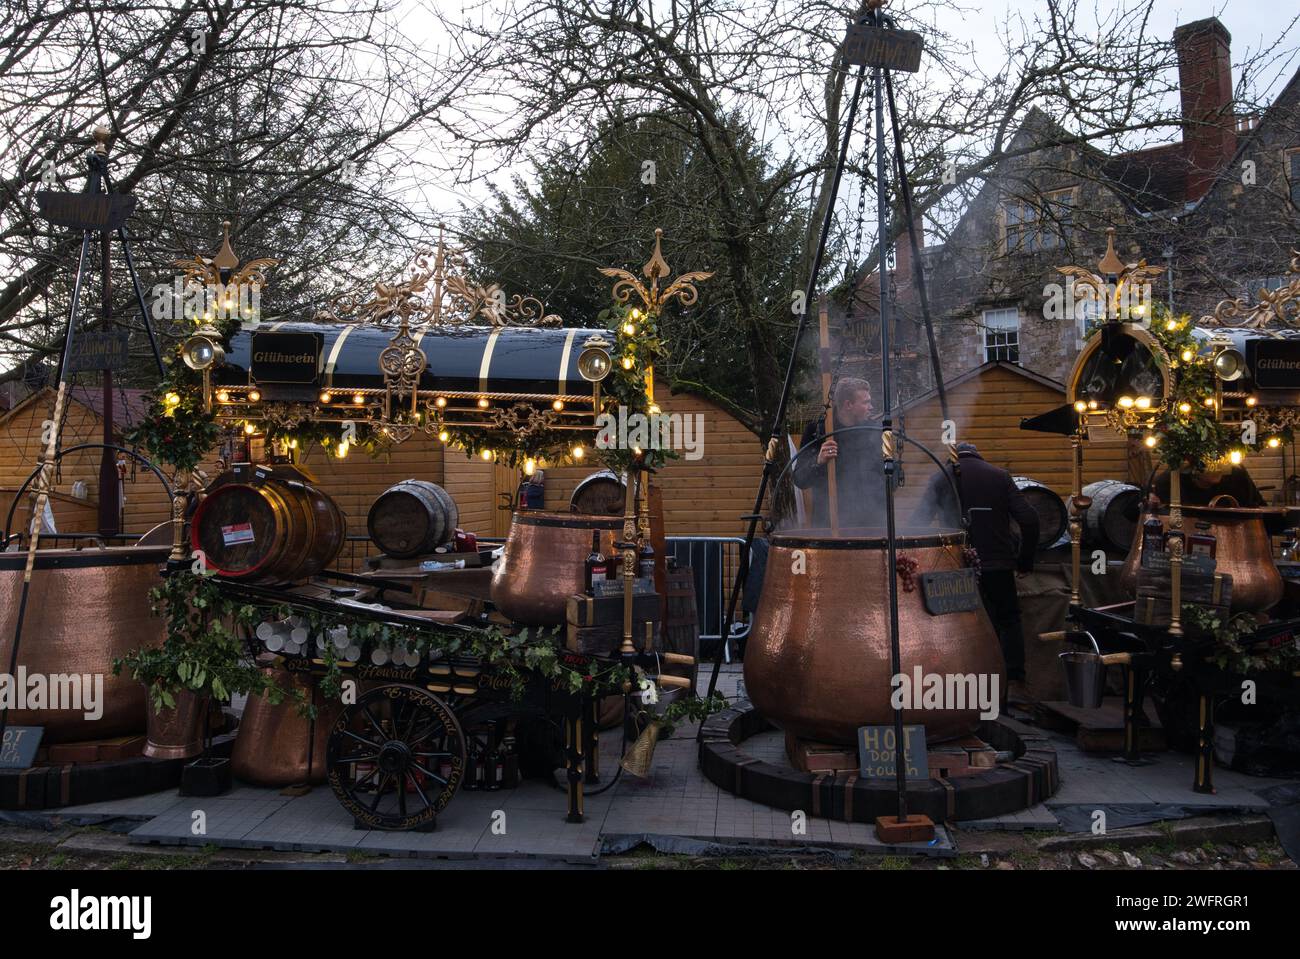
[792, 377, 885, 528]
[914, 443, 1039, 701]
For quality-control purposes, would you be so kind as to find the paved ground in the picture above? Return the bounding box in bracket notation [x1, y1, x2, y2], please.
[4, 665, 1297, 865]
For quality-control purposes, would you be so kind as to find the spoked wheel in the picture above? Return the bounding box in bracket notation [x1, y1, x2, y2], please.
[326, 684, 466, 830]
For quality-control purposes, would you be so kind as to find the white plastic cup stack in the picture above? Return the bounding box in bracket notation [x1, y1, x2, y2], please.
[343, 644, 361, 661]
[330, 627, 349, 651]
[256, 620, 289, 653]
[370, 646, 389, 666]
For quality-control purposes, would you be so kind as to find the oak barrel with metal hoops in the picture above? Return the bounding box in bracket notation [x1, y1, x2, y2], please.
[1011, 476, 1068, 547]
[367, 479, 459, 558]
[191, 478, 346, 583]
[570, 469, 626, 516]
[1082, 479, 1143, 553]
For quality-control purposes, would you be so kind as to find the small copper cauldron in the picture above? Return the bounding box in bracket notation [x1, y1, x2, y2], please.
[1119, 496, 1286, 612]
[744, 528, 1004, 745]
[490, 511, 621, 625]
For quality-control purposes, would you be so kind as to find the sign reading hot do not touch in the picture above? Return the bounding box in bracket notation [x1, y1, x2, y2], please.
[857, 724, 929, 780]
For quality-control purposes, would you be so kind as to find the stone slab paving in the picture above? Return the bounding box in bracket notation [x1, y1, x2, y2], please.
[28, 664, 1296, 858]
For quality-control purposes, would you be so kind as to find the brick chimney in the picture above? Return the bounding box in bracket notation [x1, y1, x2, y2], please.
[1174, 17, 1236, 203]
[892, 213, 924, 298]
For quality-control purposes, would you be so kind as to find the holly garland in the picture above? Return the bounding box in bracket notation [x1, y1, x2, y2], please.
[126, 360, 221, 474]
[1133, 304, 1286, 471]
[592, 300, 677, 472]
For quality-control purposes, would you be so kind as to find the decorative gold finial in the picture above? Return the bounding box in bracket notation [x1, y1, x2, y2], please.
[213, 221, 239, 272]
[93, 125, 110, 156]
[1098, 227, 1124, 276]
[601, 229, 713, 315]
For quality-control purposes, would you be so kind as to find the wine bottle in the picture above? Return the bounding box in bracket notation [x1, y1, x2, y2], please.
[585, 530, 606, 595]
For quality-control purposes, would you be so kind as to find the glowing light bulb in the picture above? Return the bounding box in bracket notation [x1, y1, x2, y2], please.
[247, 389, 261, 403]
[216, 390, 230, 403]
[288, 438, 298, 450]
[164, 392, 181, 407]
[1246, 396, 1257, 407]
[1144, 435, 1158, 448]
[648, 404, 661, 416]
[349, 393, 362, 405]
[337, 440, 350, 459]
[1118, 396, 1134, 409]
[1181, 349, 1194, 363]
[1166, 319, 1180, 331]
[1229, 449, 1243, 465]
[435, 396, 447, 408]
[319, 391, 332, 404]
[1073, 401, 1087, 413]
[1268, 437, 1281, 448]
[437, 430, 449, 443]
[552, 399, 565, 411]
[1204, 397, 1216, 408]
[480, 448, 494, 461]
[1135, 396, 1151, 410]
[1178, 402, 1192, 414]
[623, 322, 636, 336]
[477, 398, 489, 408]
[572, 445, 585, 460]
[244, 422, 256, 435]
[1087, 400, 1098, 410]
[621, 356, 634, 370]
[524, 457, 536, 476]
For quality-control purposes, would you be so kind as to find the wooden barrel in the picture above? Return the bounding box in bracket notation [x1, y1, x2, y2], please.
[1083, 479, 1143, 552]
[1011, 476, 1068, 547]
[192, 479, 345, 583]
[367, 480, 459, 559]
[570, 469, 626, 516]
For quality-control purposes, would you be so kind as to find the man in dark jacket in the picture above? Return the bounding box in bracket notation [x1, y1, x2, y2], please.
[914, 443, 1039, 692]
[792, 378, 885, 528]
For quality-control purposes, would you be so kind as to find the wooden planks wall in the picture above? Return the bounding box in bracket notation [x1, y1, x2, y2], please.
[537, 390, 764, 537]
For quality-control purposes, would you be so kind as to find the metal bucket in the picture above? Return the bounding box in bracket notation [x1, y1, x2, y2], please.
[1058, 632, 1105, 708]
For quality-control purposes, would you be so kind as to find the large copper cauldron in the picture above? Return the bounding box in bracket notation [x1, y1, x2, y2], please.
[1119, 498, 1287, 612]
[232, 667, 343, 786]
[0, 547, 167, 743]
[744, 529, 1004, 745]
[490, 511, 621, 625]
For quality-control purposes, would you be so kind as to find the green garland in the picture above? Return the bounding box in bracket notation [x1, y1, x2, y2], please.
[125, 361, 221, 474]
[1182, 605, 1300, 675]
[592, 301, 677, 472]
[113, 571, 303, 714]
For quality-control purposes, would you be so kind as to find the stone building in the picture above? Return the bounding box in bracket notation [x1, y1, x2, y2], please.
[842, 16, 1300, 403]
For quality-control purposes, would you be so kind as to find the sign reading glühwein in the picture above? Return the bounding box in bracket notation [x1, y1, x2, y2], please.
[249, 331, 323, 385]
[842, 24, 924, 72]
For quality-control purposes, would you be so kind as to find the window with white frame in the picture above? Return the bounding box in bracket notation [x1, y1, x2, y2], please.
[982, 308, 1021, 364]
[1003, 188, 1074, 253]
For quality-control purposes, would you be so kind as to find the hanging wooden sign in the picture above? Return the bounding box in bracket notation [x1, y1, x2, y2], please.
[36, 191, 136, 231]
[919, 568, 980, 615]
[68, 330, 130, 372]
[842, 24, 924, 72]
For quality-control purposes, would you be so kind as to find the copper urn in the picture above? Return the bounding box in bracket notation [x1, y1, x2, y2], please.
[1119, 499, 1285, 612]
[490, 511, 621, 625]
[232, 666, 342, 786]
[144, 687, 210, 760]
[744, 529, 1005, 745]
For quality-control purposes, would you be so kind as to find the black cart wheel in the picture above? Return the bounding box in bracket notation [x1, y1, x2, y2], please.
[326, 684, 466, 830]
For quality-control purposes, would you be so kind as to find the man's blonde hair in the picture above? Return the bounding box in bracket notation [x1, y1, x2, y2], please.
[833, 377, 871, 410]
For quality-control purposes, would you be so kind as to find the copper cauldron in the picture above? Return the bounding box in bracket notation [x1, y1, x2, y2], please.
[232, 666, 343, 786]
[144, 688, 210, 759]
[1119, 497, 1286, 612]
[0, 546, 168, 743]
[744, 528, 1004, 745]
[490, 511, 621, 625]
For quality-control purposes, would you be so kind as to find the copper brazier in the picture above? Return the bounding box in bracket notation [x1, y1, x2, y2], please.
[744, 528, 1004, 745]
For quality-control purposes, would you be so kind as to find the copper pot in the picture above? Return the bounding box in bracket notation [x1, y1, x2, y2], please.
[1119, 497, 1285, 612]
[744, 528, 1004, 745]
[0, 546, 167, 743]
[490, 511, 621, 625]
[232, 667, 342, 786]
[144, 687, 209, 759]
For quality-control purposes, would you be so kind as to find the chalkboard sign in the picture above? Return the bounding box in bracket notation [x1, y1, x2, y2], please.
[858, 724, 928, 779]
[69, 331, 130, 372]
[250, 331, 323, 384]
[919, 568, 980, 614]
[0, 726, 44, 769]
[1140, 549, 1215, 577]
[842, 24, 924, 72]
